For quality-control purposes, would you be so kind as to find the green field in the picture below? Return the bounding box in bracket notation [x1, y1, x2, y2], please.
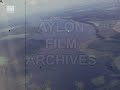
[0, 57, 8, 66]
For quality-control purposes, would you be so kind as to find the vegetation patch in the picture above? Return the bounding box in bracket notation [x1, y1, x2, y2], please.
[0, 57, 8, 66]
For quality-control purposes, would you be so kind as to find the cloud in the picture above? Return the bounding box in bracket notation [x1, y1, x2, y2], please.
[0, 0, 112, 19]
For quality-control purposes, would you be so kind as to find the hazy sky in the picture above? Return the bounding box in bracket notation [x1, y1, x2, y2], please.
[0, 0, 113, 20]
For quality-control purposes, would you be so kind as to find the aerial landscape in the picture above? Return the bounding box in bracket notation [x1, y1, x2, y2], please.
[0, 0, 120, 90]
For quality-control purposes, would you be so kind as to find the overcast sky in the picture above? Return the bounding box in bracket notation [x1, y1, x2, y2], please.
[0, 0, 113, 20]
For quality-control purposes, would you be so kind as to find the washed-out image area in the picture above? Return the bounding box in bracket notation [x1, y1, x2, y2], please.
[0, 0, 120, 90]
